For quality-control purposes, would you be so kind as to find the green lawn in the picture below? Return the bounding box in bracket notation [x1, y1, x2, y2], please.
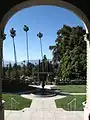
[51, 85, 86, 93]
[55, 95, 86, 111]
[2, 93, 32, 110]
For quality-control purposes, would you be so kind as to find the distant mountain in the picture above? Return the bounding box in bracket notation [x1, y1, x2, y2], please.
[18, 60, 40, 65]
[3, 59, 52, 66]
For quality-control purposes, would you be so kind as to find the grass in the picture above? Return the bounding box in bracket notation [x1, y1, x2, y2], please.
[51, 85, 86, 93]
[2, 93, 32, 110]
[55, 95, 86, 111]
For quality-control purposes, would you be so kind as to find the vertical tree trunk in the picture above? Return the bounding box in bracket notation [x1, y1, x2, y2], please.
[26, 31, 29, 64]
[13, 38, 17, 65]
[12, 37, 17, 79]
[40, 38, 43, 60]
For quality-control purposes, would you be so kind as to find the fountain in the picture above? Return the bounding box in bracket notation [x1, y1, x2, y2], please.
[32, 72, 56, 97]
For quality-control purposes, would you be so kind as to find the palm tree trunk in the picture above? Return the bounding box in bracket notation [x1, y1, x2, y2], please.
[40, 38, 44, 73]
[12, 37, 17, 65]
[40, 38, 43, 60]
[39, 38, 45, 93]
[12, 37, 17, 79]
[26, 31, 29, 64]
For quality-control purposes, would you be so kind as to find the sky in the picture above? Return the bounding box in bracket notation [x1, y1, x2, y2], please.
[3, 5, 85, 62]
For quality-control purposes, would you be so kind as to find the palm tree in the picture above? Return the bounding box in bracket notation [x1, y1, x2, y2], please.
[37, 32, 43, 60]
[37, 32, 46, 94]
[10, 28, 17, 65]
[10, 28, 17, 79]
[23, 25, 29, 64]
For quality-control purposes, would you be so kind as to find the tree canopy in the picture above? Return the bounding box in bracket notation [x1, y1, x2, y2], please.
[49, 25, 86, 81]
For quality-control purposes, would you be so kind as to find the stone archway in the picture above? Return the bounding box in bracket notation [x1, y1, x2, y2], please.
[0, 0, 90, 120]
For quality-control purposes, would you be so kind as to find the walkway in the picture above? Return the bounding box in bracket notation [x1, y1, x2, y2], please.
[5, 92, 84, 120]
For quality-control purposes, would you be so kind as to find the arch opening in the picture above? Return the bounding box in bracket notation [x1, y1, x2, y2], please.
[1, 0, 90, 33]
[0, 1, 90, 120]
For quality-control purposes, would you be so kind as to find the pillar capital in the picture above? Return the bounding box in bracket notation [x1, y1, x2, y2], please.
[84, 33, 90, 42]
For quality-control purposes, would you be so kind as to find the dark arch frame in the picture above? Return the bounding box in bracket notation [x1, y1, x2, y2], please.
[1, 0, 90, 33]
[0, 0, 90, 120]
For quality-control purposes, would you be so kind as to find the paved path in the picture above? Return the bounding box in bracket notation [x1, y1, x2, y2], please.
[5, 93, 84, 120]
[5, 85, 85, 120]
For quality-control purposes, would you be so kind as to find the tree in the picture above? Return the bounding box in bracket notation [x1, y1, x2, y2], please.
[10, 28, 17, 65]
[37, 32, 43, 60]
[37, 32, 46, 93]
[10, 28, 17, 80]
[8, 62, 12, 81]
[23, 25, 29, 64]
[49, 25, 86, 81]
[23, 25, 30, 76]
[22, 60, 26, 76]
[27, 62, 34, 76]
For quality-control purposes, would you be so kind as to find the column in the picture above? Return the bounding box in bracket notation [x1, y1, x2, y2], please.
[84, 33, 90, 120]
[0, 29, 6, 120]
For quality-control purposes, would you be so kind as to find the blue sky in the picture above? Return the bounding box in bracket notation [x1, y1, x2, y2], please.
[3, 5, 85, 62]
